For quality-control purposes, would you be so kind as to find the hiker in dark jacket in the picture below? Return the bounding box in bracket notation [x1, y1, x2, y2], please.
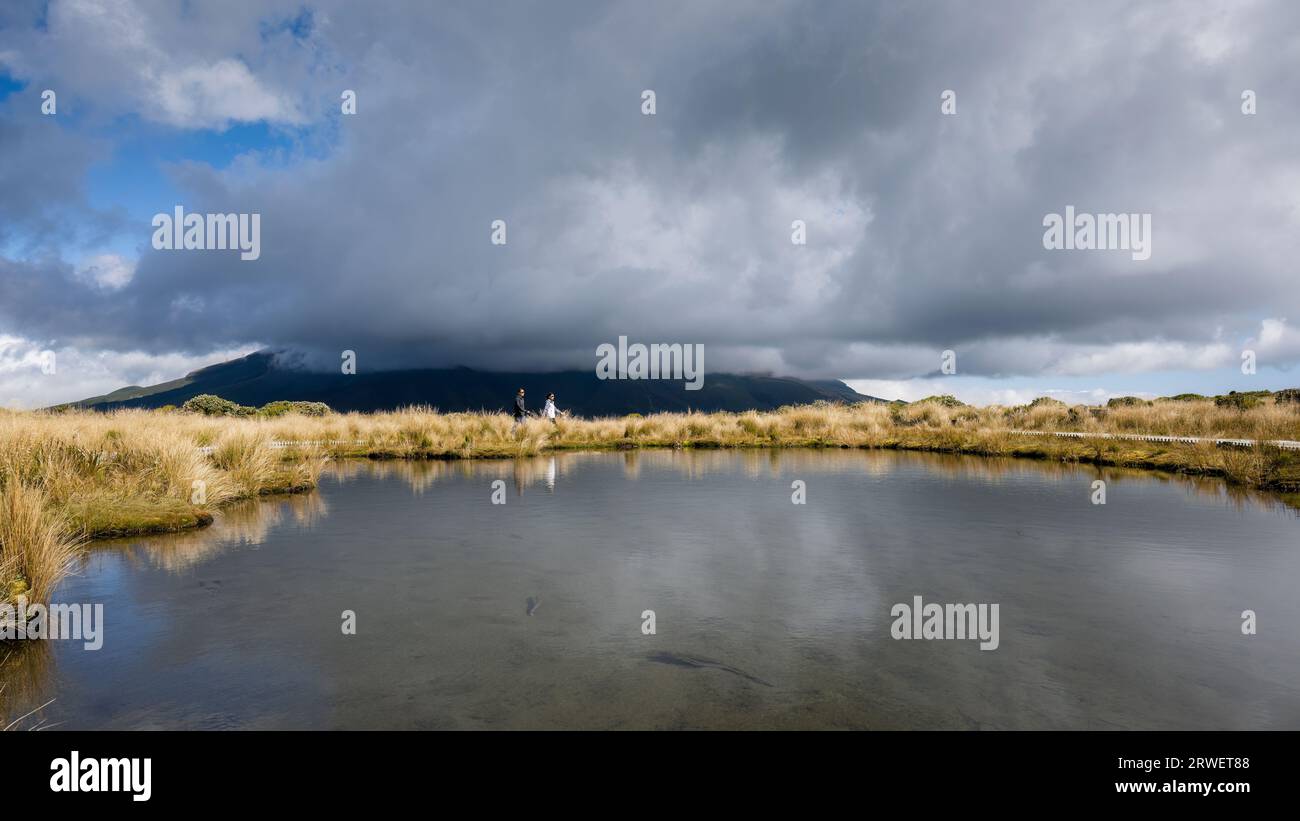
[513, 388, 527, 428]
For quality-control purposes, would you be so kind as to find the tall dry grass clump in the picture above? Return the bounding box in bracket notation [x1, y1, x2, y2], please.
[210, 431, 277, 497]
[0, 409, 329, 540]
[0, 477, 82, 610]
[1096, 399, 1296, 439]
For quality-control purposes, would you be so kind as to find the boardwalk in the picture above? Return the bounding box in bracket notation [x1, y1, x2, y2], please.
[1008, 429, 1300, 451]
[196, 439, 365, 455]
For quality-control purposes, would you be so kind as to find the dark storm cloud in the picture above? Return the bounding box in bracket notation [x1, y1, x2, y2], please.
[3, 0, 1300, 377]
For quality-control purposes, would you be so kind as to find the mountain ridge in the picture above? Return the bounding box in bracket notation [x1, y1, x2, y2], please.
[66, 351, 883, 415]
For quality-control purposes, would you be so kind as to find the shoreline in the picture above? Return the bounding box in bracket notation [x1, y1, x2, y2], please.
[92, 431, 1300, 542]
[3, 400, 1297, 613]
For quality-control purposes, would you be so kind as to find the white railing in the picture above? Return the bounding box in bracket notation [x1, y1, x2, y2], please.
[1008, 430, 1300, 450]
[196, 439, 366, 455]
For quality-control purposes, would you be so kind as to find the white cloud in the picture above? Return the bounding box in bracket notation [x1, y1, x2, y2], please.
[1, 0, 308, 130]
[1049, 341, 1235, 377]
[0, 337, 259, 409]
[1252, 317, 1300, 362]
[150, 59, 304, 129]
[76, 253, 135, 290]
[845, 377, 1139, 407]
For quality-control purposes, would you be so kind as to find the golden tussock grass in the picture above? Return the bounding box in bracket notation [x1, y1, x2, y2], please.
[1, 397, 1297, 612]
[0, 479, 82, 610]
[0, 410, 322, 611]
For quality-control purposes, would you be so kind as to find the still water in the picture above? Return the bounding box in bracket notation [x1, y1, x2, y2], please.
[4, 450, 1298, 729]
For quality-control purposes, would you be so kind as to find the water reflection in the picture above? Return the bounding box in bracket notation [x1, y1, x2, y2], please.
[0, 642, 53, 730]
[2, 448, 1296, 730]
[318, 450, 1300, 513]
[65, 450, 1300, 580]
[89, 492, 330, 574]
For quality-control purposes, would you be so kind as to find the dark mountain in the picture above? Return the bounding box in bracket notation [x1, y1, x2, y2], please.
[68, 351, 883, 415]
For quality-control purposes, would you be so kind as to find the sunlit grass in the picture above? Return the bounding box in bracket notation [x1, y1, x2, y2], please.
[0, 479, 82, 616]
[0, 396, 1296, 583]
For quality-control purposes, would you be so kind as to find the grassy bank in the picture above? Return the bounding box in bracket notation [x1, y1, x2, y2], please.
[2, 397, 1298, 612]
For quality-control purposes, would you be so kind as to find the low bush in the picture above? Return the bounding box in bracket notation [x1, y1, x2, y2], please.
[1107, 396, 1151, 408]
[912, 395, 966, 408]
[181, 395, 256, 417]
[258, 401, 331, 418]
[182, 395, 331, 417]
[1214, 392, 1263, 411]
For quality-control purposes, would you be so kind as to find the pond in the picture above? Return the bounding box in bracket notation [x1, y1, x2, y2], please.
[3, 449, 1297, 729]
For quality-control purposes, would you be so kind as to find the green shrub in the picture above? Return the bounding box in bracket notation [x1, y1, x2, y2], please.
[258, 400, 331, 417]
[1027, 397, 1067, 408]
[179, 395, 331, 417]
[1106, 396, 1150, 408]
[181, 394, 256, 417]
[912, 394, 966, 408]
[1215, 392, 1263, 411]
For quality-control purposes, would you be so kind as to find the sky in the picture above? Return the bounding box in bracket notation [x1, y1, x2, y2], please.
[1, 0, 1299, 409]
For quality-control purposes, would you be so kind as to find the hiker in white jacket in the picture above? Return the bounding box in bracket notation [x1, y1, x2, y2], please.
[543, 393, 563, 424]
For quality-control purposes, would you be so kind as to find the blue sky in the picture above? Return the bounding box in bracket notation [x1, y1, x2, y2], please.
[85, 122, 290, 220]
[1, 65, 324, 251]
